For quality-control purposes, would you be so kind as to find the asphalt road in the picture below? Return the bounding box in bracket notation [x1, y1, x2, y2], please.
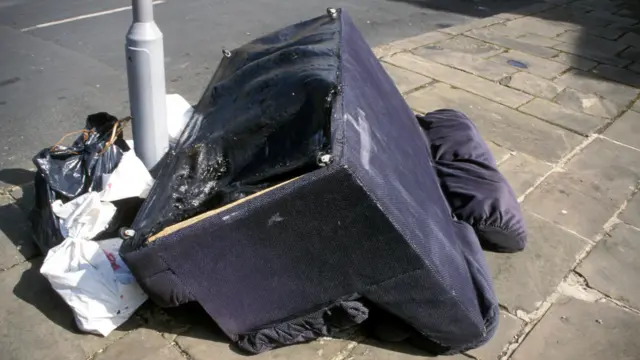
[0, 0, 531, 183]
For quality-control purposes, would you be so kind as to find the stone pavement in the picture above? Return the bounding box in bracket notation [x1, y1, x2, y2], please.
[1, 0, 640, 359]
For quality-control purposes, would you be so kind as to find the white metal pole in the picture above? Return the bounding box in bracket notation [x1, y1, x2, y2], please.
[126, 0, 169, 170]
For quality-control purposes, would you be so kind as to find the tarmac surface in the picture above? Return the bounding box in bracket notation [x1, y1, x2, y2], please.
[2, 1, 640, 359]
[0, 0, 531, 178]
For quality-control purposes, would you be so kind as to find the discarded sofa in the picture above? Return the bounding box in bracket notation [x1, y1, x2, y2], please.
[120, 9, 526, 355]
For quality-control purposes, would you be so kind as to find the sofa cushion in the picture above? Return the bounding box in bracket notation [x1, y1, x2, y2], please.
[417, 109, 526, 253]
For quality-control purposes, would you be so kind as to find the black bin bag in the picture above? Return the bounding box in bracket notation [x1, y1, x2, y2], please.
[31, 113, 136, 253]
[122, 9, 525, 355]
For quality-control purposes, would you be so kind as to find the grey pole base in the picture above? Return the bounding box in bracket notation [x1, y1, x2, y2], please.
[126, 0, 169, 170]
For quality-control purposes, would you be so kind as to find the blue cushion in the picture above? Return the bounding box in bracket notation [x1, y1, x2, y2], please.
[417, 109, 527, 253]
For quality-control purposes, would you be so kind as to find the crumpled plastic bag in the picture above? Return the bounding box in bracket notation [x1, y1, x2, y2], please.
[33, 113, 130, 199]
[31, 172, 66, 254]
[166, 94, 193, 146]
[51, 192, 117, 240]
[99, 150, 154, 202]
[40, 237, 148, 336]
[31, 113, 132, 253]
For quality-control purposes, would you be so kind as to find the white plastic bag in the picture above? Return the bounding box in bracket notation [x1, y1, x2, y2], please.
[40, 237, 148, 336]
[99, 151, 154, 202]
[51, 192, 116, 239]
[166, 93, 193, 144]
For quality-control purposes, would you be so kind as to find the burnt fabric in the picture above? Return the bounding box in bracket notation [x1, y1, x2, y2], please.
[127, 15, 338, 244]
[417, 109, 527, 253]
[122, 9, 525, 355]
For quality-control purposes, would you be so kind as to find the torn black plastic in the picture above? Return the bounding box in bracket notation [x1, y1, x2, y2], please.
[31, 113, 132, 252]
[33, 113, 128, 199]
[128, 15, 340, 245]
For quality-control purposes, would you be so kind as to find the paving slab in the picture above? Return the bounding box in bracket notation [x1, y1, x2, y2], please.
[485, 212, 588, 313]
[413, 46, 517, 81]
[618, 32, 640, 47]
[373, 31, 452, 58]
[515, 33, 562, 48]
[605, 22, 640, 34]
[584, 26, 628, 40]
[494, 12, 524, 21]
[634, 100, 640, 112]
[586, 10, 639, 26]
[0, 195, 38, 269]
[176, 325, 349, 360]
[615, 9, 635, 18]
[405, 82, 582, 162]
[554, 69, 640, 105]
[564, 138, 640, 193]
[488, 142, 512, 165]
[548, 7, 614, 29]
[551, 52, 598, 71]
[555, 31, 626, 52]
[520, 98, 606, 135]
[603, 110, 640, 149]
[552, 30, 581, 43]
[500, 72, 564, 100]
[592, 64, 640, 88]
[523, 172, 620, 239]
[512, 297, 640, 360]
[0, 260, 141, 360]
[467, 28, 559, 59]
[524, 138, 640, 238]
[498, 152, 552, 197]
[490, 50, 570, 79]
[619, 46, 640, 62]
[93, 329, 184, 360]
[555, 88, 623, 118]
[504, 2, 558, 17]
[619, 190, 640, 228]
[349, 341, 468, 360]
[577, 223, 640, 310]
[430, 35, 506, 58]
[553, 42, 631, 67]
[536, 3, 594, 26]
[504, 17, 575, 38]
[467, 312, 523, 360]
[437, 16, 504, 35]
[386, 53, 532, 108]
[381, 63, 431, 93]
[477, 23, 526, 38]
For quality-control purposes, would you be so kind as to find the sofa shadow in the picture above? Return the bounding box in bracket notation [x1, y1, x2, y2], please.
[137, 301, 444, 357]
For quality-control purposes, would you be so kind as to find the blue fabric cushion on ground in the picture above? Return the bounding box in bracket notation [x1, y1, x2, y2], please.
[417, 109, 527, 253]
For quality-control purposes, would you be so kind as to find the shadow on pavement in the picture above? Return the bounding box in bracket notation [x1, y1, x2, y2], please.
[135, 301, 369, 356]
[136, 302, 250, 354]
[12, 258, 139, 335]
[135, 301, 447, 356]
[13, 261, 249, 355]
[7, 1, 639, 356]
[389, 0, 534, 18]
[389, 0, 640, 86]
[12, 258, 86, 334]
[0, 168, 35, 187]
[0, 192, 39, 261]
